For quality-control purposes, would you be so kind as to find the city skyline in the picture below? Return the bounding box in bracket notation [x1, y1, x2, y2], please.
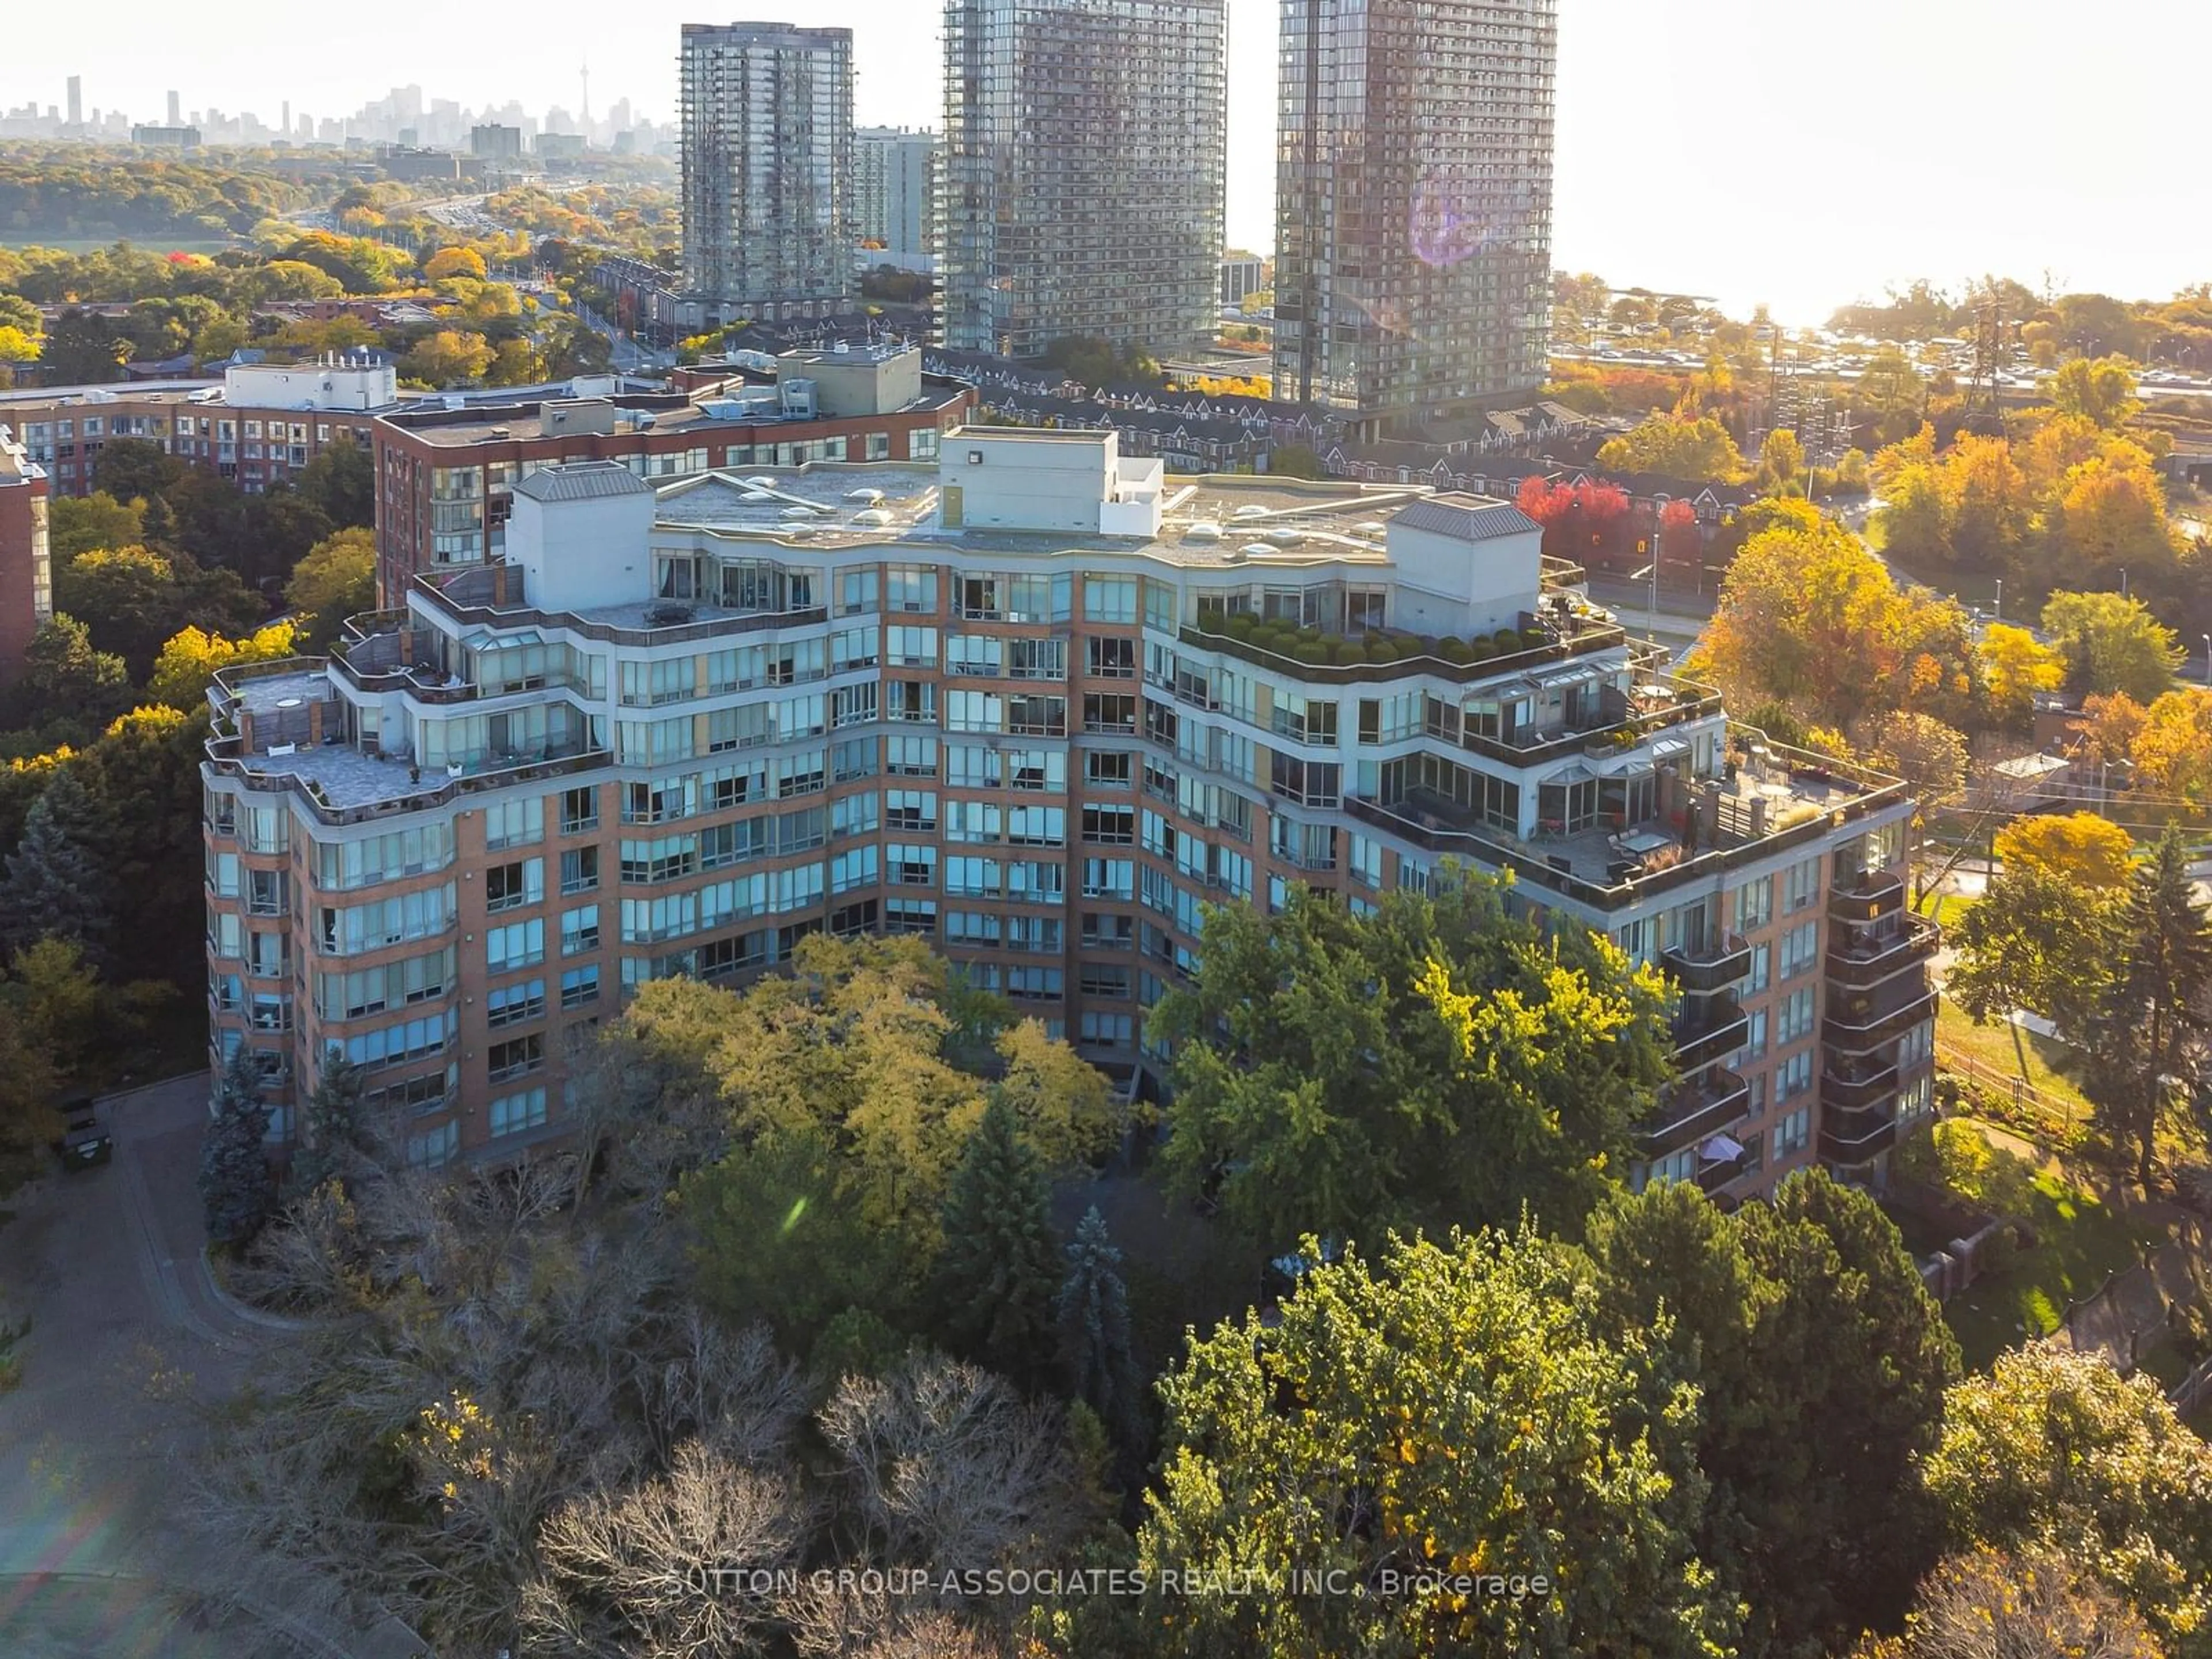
[4, 0, 2209, 324]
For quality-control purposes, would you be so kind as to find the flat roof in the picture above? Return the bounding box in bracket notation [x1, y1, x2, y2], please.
[384, 381, 970, 448]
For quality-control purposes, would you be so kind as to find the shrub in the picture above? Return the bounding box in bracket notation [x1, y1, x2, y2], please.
[1521, 627, 1550, 650]
[1467, 639, 1496, 661]
[1297, 626, 1324, 645]
[1491, 628, 1522, 652]
[1366, 639, 1398, 663]
[1292, 642, 1331, 665]
[1437, 637, 1474, 664]
[1331, 638, 1365, 665]
[1223, 613, 1256, 639]
[1416, 636, 1441, 657]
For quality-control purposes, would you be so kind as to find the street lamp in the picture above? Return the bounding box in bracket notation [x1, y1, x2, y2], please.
[1993, 578, 2002, 621]
[1649, 493, 1668, 635]
[2202, 634, 2209, 687]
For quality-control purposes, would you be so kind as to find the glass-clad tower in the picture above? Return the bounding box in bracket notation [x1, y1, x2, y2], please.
[680, 22, 855, 319]
[940, 0, 1226, 360]
[1275, 0, 1556, 430]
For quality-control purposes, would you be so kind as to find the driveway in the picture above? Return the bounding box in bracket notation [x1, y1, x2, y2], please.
[0, 1077, 421, 1658]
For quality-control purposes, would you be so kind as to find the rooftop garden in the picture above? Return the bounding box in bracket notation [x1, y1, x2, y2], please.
[1187, 608, 1623, 677]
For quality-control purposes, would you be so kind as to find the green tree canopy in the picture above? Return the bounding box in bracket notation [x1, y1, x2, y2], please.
[1595, 414, 1747, 483]
[1132, 1227, 1736, 1659]
[1151, 873, 1673, 1248]
[2041, 589, 2183, 703]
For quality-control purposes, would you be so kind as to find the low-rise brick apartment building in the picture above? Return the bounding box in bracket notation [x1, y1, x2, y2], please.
[203, 429, 1936, 1195]
[0, 424, 55, 681]
[0, 358, 399, 497]
[369, 342, 973, 599]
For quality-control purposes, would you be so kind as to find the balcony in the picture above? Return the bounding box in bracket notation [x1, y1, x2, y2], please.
[1827, 914, 1940, 989]
[1673, 995, 1749, 1072]
[1819, 1106, 1900, 1164]
[1823, 983, 1938, 1056]
[1663, 931, 1752, 993]
[1820, 1060, 1900, 1113]
[1639, 1066, 1750, 1160]
[1696, 1155, 1744, 1197]
[1829, 869, 1907, 925]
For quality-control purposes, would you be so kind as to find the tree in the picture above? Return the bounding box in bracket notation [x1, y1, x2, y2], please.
[1585, 1171, 1962, 1653]
[2070, 827, 2212, 1185]
[422, 245, 488, 282]
[2052, 452, 2180, 575]
[1979, 623, 2066, 729]
[399, 329, 494, 387]
[1922, 1343, 2212, 1652]
[47, 491, 145, 559]
[1133, 1228, 1737, 1659]
[1993, 813, 2137, 890]
[199, 1045, 273, 1246]
[1152, 875, 1673, 1247]
[991, 1017, 1120, 1173]
[0, 769, 109, 960]
[1755, 425, 1807, 495]
[1949, 864, 2119, 1038]
[283, 527, 375, 651]
[2048, 354, 2143, 428]
[64, 704, 210, 986]
[1594, 413, 1747, 483]
[2041, 590, 2182, 703]
[2130, 688, 2212, 804]
[3, 616, 132, 740]
[1688, 516, 1979, 731]
[1856, 710, 1969, 820]
[293, 440, 374, 531]
[54, 544, 268, 681]
[286, 1047, 366, 1199]
[1056, 1207, 1140, 1455]
[0, 937, 102, 1154]
[38, 307, 131, 382]
[932, 1095, 1062, 1388]
[146, 620, 299, 710]
[1861, 1547, 2165, 1659]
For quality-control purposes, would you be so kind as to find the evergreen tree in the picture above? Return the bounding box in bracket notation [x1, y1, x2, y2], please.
[285, 1046, 365, 1199]
[0, 771, 110, 961]
[1056, 1206, 1141, 1451]
[933, 1094, 1060, 1387]
[199, 1046, 273, 1246]
[2070, 825, 2212, 1185]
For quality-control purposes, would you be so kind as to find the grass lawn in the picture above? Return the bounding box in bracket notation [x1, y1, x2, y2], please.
[1935, 1000, 2092, 1131]
[1921, 891, 1978, 932]
[1935, 1141, 2170, 1371]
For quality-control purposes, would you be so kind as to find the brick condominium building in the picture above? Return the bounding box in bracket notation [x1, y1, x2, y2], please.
[203, 429, 1935, 1193]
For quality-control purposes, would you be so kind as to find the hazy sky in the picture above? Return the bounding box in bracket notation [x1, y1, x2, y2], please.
[8, 1, 2206, 325]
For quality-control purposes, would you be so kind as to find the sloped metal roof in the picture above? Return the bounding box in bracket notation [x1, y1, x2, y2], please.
[1391, 492, 1542, 541]
[512, 462, 653, 502]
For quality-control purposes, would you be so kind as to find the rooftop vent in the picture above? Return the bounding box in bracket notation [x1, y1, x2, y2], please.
[1183, 521, 1224, 541]
[1232, 504, 1270, 520]
[643, 604, 695, 628]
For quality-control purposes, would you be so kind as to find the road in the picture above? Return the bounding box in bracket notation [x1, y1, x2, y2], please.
[0, 1078, 422, 1658]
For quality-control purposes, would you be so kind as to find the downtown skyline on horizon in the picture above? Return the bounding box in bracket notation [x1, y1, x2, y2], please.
[6, 0, 2209, 328]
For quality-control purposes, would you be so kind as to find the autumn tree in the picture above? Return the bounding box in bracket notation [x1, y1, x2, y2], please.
[1688, 515, 1979, 730]
[2130, 688, 2212, 803]
[54, 543, 268, 681]
[1595, 412, 1747, 483]
[2048, 354, 2144, 428]
[1993, 812, 2136, 889]
[422, 245, 489, 282]
[1855, 710, 1969, 821]
[2039, 590, 2180, 703]
[1151, 874, 1673, 1247]
[1923, 1343, 2212, 1652]
[1859, 1547, 2165, 1659]
[47, 491, 145, 559]
[1133, 1228, 1737, 1659]
[1978, 623, 2066, 730]
[398, 328, 494, 387]
[283, 526, 376, 651]
[146, 621, 299, 710]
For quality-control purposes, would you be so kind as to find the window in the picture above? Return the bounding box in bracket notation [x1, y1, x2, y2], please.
[1777, 986, 1817, 1046]
[486, 979, 546, 1028]
[1735, 875, 1773, 931]
[560, 846, 599, 895]
[558, 960, 602, 1007]
[1088, 637, 1136, 678]
[485, 859, 543, 912]
[1779, 920, 1820, 980]
[486, 919, 545, 972]
[484, 797, 544, 851]
[1083, 576, 1137, 623]
[407, 1120, 459, 1169]
[1777, 1050, 1814, 1102]
[1748, 942, 1771, 994]
[487, 1034, 544, 1083]
[1774, 1104, 1811, 1157]
[488, 1087, 549, 1139]
[1079, 1012, 1135, 1047]
[561, 905, 600, 956]
[887, 564, 937, 613]
[1782, 856, 1821, 915]
[1744, 1008, 1768, 1059]
[1086, 752, 1132, 790]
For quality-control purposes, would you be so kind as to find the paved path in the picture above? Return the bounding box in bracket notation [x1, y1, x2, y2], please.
[0, 1077, 421, 1658]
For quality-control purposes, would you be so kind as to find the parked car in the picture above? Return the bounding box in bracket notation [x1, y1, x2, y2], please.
[50, 1092, 112, 1172]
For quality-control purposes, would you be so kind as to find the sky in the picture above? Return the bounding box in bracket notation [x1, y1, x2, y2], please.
[7, 0, 2207, 327]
